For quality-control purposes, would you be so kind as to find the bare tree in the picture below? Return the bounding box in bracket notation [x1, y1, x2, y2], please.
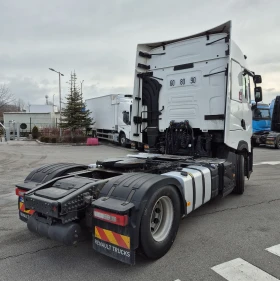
[0, 84, 15, 110]
[14, 98, 25, 111]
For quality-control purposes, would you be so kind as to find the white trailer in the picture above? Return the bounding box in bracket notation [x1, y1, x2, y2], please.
[85, 94, 132, 146]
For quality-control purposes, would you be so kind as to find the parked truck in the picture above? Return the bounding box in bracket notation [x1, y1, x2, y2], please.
[251, 96, 280, 148]
[85, 94, 132, 147]
[15, 21, 263, 265]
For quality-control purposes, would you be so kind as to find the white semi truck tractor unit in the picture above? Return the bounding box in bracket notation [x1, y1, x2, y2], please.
[86, 94, 132, 147]
[15, 21, 263, 265]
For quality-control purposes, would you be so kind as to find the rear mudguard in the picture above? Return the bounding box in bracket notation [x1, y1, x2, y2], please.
[16, 163, 88, 222]
[92, 173, 185, 252]
[16, 163, 88, 191]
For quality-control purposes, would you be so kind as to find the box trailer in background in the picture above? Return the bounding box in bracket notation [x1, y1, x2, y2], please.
[85, 94, 132, 147]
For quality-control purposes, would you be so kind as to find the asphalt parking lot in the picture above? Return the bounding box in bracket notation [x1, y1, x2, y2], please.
[0, 141, 280, 281]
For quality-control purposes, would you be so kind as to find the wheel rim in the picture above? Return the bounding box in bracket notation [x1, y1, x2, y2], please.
[150, 196, 174, 242]
[121, 135, 125, 145]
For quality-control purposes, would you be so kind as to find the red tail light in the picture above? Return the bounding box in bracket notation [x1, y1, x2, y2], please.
[93, 208, 128, 226]
[15, 188, 26, 197]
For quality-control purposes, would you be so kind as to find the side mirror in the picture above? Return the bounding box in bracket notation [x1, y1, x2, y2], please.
[253, 75, 262, 84]
[254, 87, 263, 103]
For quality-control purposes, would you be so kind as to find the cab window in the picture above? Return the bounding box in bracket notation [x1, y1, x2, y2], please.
[123, 111, 130, 125]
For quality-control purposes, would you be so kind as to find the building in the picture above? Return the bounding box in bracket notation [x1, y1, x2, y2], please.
[3, 104, 61, 133]
[27, 104, 59, 113]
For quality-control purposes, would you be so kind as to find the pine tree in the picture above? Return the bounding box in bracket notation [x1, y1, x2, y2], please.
[60, 72, 93, 137]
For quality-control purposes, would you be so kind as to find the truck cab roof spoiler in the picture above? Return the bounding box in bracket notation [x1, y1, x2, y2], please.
[138, 21, 231, 48]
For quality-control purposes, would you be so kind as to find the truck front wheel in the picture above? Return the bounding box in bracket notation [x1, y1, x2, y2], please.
[252, 139, 259, 147]
[233, 154, 245, 194]
[119, 132, 127, 147]
[139, 185, 181, 259]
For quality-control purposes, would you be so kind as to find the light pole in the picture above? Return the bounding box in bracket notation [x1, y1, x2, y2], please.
[49, 68, 64, 137]
[80, 80, 84, 96]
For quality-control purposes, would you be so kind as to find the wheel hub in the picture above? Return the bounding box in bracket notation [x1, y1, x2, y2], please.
[121, 136, 125, 144]
[150, 196, 174, 242]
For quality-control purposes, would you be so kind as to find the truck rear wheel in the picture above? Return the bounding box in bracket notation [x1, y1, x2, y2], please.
[119, 132, 127, 147]
[275, 136, 280, 149]
[233, 154, 245, 194]
[139, 185, 181, 259]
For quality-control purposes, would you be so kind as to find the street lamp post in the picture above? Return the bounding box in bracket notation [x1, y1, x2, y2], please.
[49, 68, 64, 137]
[80, 80, 84, 96]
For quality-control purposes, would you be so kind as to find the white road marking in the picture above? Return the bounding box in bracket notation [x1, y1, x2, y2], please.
[254, 161, 280, 166]
[266, 244, 280, 257]
[211, 258, 279, 281]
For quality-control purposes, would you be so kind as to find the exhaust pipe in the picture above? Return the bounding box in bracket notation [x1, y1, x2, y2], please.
[27, 215, 81, 246]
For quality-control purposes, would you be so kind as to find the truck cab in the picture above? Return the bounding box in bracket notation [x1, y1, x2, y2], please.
[251, 96, 280, 148]
[86, 94, 132, 147]
[252, 102, 271, 133]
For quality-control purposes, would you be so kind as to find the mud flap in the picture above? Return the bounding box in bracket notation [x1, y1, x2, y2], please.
[92, 197, 136, 265]
[221, 161, 235, 197]
[93, 232, 135, 265]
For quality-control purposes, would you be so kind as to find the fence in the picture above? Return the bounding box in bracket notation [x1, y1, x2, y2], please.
[3, 121, 91, 139]
[3, 114, 59, 136]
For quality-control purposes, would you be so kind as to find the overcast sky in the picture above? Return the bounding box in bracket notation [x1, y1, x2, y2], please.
[1, 0, 279, 107]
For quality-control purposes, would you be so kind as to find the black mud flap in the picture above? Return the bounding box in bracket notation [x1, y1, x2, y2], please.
[93, 237, 135, 265]
[16, 163, 88, 191]
[19, 211, 31, 222]
[221, 161, 235, 197]
[16, 163, 88, 223]
[92, 197, 136, 265]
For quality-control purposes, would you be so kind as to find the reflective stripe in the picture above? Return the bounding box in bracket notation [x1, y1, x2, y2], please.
[120, 234, 130, 249]
[103, 229, 118, 246]
[19, 202, 35, 215]
[95, 226, 130, 249]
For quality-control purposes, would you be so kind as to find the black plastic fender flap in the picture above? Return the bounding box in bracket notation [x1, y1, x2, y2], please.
[92, 197, 135, 265]
[92, 173, 185, 264]
[16, 163, 88, 191]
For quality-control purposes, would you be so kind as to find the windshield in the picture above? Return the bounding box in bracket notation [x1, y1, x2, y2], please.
[253, 108, 270, 119]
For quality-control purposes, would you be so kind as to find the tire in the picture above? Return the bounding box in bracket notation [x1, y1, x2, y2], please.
[275, 136, 280, 149]
[137, 143, 144, 152]
[139, 185, 181, 259]
[233, 154, 245, 194]
[252, 140, 259, 147]
[119, 132, 127, 147]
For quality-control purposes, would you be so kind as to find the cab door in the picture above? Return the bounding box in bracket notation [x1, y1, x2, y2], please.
[242, 73, 253, 151]
[224, 59, 251, 150]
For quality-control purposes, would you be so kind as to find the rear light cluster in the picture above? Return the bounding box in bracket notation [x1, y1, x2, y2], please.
[93, 208, 128, 226]
[15, 188, 26, 197]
